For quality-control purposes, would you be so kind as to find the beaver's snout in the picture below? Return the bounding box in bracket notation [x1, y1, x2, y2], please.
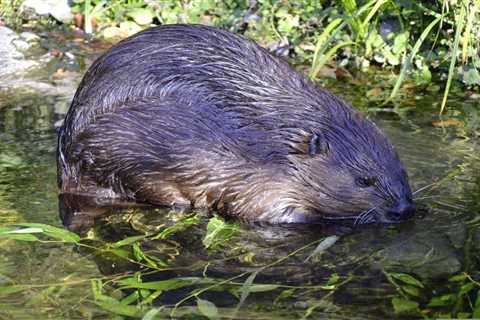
[384, 200, 416, 222]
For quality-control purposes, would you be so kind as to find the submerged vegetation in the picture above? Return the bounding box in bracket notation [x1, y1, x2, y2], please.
[1, 214, 479, 319]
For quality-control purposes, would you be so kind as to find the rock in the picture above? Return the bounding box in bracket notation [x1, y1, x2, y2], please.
[371, 228, 462, 279]
[0, 26, 38, 77]
[12, 39, 31, 52]
[0, 27, 73, 105]
[20, 31, 41, 42]
[21, 0, 73, 23]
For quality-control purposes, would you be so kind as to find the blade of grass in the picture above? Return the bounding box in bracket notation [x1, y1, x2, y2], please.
[84, 0, 92, 34]
[13, 223, 80, 243]
[440, 4, 466, 114]
[340, 0, 364, 37]
[310, 17, 344, 79]
[462, 0, 478, 63]
[362, 0, 388, 30]
[389, 15, 443, 101]
[311, 0, 394, 80]
[310, 42, 354, 78]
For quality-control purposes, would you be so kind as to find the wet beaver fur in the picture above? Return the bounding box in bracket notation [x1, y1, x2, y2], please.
[57, 24, 415, 224]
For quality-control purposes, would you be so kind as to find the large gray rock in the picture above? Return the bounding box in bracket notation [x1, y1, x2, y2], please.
[0, 27, 39, 78]
[21, 0, 73, 23]
[0, 27, 75, 107]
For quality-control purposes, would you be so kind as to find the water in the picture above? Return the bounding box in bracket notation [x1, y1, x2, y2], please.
[1, 50, 479, 319]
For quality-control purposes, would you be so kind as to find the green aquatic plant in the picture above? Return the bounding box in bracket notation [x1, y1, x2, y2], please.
[0, 220, 352, 319]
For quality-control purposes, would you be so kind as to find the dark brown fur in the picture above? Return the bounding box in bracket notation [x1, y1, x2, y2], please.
[57, 24, 415, 224]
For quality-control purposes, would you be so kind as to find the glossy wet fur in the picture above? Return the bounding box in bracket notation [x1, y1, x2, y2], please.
[57, 24, 415, 224]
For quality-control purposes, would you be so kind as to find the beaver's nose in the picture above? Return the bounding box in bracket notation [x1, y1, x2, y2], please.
[386, 201, 416, 221]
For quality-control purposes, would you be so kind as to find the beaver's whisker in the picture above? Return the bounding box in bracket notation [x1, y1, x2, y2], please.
[353, 210, 367, 226]
[414, 195, 440, 201]
[359, 213, 369, 225]
[362, 207, 376, 225]
[412, 182, 437, 195]
[354, 207, 375, 226]
[365, 214, 376, 224]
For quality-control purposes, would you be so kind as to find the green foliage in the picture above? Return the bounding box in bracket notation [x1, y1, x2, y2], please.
[391, 297, 420, 315]
[61, 0, 480, 111]
[197, 298, 219, 319]
[385, 270, 480, 318]
[202, 215, 239, 250]
[3, 0, 479, 110]
[0, 223, 80, 243]
[0, 221, 349, 319]
[0, 0, 23, 29]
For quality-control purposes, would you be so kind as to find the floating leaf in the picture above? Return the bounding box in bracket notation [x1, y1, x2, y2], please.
[401, 285, 421, 298]
[152, 214, 200, 240]
[448, 273, 468, 282]
[327, 273, 340, 285]
[232, 271, 258, 315]
[121, 291, 141, 305]
[392, 297, 419, 314]
[202, 216, 238, 249]
[246, 284, 279, 293]
[197, 298, 219, 319]
[2, 227, 43, 234]
[13, 223, 80, 243]
[432, 119, 463, 127]
[457, 312, 472, 318]
[0, 232, 39, 242]
[109, 248, 132, 259]
[111, 235, 146, 248]
[119, 21, 142, 37]
[143, 308, 163, 320]
[389, 273, 424, 288]
[427, 294, 456, 307]
[304, 235, 339, 262]
[459, 282, 475, 295]
[94, 300, 143, 317]
[101, 26, 125, 40]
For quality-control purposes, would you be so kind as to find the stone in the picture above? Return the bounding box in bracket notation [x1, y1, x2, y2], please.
[20, 31, 41, 42]
[21, 0, 73, 23]
[0, 26, 38, 77]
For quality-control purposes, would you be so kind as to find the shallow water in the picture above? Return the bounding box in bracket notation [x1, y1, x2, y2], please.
[1, 52, 479, 319]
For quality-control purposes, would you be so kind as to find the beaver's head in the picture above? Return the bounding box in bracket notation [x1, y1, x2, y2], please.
[282, 110, 415, 225]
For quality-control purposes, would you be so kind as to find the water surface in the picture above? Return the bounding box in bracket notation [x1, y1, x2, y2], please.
[1, 50, 479, 319]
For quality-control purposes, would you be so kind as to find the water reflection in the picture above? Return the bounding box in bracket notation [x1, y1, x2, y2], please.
[1, 72, 479, 318]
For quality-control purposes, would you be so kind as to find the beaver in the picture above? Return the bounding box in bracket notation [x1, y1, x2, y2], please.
[57, 24, 415, 224]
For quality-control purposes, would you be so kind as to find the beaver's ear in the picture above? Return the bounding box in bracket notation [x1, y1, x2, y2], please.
[308, 133, 329, 157]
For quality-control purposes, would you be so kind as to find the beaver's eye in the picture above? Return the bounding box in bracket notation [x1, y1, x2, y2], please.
[308, 133, 329, 157]
[356, 177, 377, 188]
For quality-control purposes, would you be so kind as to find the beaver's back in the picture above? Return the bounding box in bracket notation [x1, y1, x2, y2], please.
[62, 24, 338, 142]
[58, 24, 350, 186]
